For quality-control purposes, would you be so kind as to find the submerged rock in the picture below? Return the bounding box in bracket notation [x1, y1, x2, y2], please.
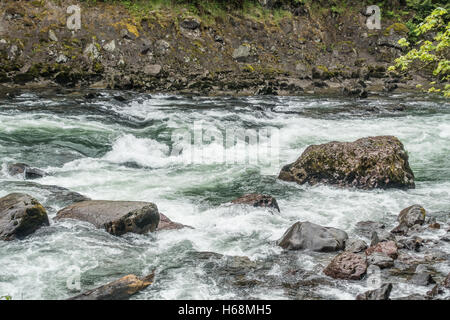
[370, 230, 396, 246]
[391, 205, 426, 235]
[0, 193, 49, 240]
[355, 221, 386, 238]
[366, 252, 394, 269]
[68, 272, 154, 300]
[157, 213, 189, 231]
[0, 181, 89, 208]
[278, 221, 348, 252]
[323, 252, 367, 280]
[443, 273, 450, 288]
[410, 271, 436, 286]
[356, 283, 393, 300]
[55, 200, 160, 236]
[7, 163, 46, 179]
[278, 136, 415, 190]
[231, 194, 280, 212]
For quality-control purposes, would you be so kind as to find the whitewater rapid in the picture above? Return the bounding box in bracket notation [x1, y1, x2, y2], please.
[0, 91, 449, 299]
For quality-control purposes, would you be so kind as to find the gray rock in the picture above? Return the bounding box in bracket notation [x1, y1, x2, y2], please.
[56, 200, 160, 236]
[345, 238, 368, 253]
[56, 54, 68, 64]
[7, 163, 46, 179]
[410, 271, 436, 286]
[356, 283, 393, 300]
[68, 272, 154, 300]
[103, 40, 116, 53]
[232, 45, 252, 62]
[180, 18, 200, 30]
[84, 43, 100, 60]
[278, 221, 348, 252]
[155, 39, 170, 55]
[143, 64, 162, 76]
[367, 252, 394, 269]
[371, 230, 396, 246]
[0, 193, 49, 241]
[48, 30, 58, 42]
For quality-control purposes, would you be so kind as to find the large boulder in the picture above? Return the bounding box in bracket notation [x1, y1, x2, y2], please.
[323, 252, 367, 280]
[278, 136, 415, 190]
[7, 163, 46, 179]
[278, 221, 348, 252]
[0, 193, 49, 240]
[391, 205, 426, 235]
[231, 194, 280, 212]
[68, 272, 154, 300]
[56, 200, 160, 236]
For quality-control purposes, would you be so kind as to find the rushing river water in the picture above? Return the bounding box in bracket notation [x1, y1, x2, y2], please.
[0, 90, 449, 300]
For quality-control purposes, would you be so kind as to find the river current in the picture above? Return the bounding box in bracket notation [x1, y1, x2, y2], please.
[0, 90, 449, 299]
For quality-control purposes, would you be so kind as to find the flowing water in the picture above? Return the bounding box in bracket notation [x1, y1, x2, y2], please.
[0, 90, 449, 300]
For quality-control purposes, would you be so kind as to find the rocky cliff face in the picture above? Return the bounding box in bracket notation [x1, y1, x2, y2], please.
[0, 0, 430, 95]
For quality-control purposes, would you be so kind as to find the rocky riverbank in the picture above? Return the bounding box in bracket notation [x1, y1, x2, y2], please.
[0, 0, 441, 96]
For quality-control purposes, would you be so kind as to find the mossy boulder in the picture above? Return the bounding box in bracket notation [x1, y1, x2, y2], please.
[0, 193, 49, 241]
[55, 200, 160, 236]
[278, 136, 415, 190]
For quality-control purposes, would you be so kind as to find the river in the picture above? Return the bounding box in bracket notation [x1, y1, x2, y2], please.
[0, 90, 449, 299]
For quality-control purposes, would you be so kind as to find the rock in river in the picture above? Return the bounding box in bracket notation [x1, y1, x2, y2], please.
[365, 240, 398, 259]
[157, 213, 189, 231]
[278, 221, 348, 252]
[391, 205, 426, 235]
[231, 194, 280, 212]
[56, 200, 160, 236]
[323, 252, 368, 280]
[0, 193, 49, 240]
[68, 272, 154, 300]
[7, 163, 46, 179]
[278, 136, 415, 189]
[356, 283, 393, 300]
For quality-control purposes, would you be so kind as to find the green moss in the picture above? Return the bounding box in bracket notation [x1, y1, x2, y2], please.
[384, 23, 410, 35]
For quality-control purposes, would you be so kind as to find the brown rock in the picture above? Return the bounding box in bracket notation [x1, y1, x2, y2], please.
[157, 213, 189, 231]
[0, 193, 49, 241]
[68, 272, 154, 300]
[278, 136, 415, 190]
[231, 194, 280, 212]
[323, 252, 367, 280]
[443, 273, 450, 288]
[56, 200, 160, 236]
[365, 241, 398, 259]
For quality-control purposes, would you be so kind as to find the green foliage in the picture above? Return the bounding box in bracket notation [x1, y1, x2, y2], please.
[389, 7, 450, 96]
[0, 295, 12, 300]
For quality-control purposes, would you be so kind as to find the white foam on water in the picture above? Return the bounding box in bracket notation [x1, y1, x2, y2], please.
[1, 94, 449, 300]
